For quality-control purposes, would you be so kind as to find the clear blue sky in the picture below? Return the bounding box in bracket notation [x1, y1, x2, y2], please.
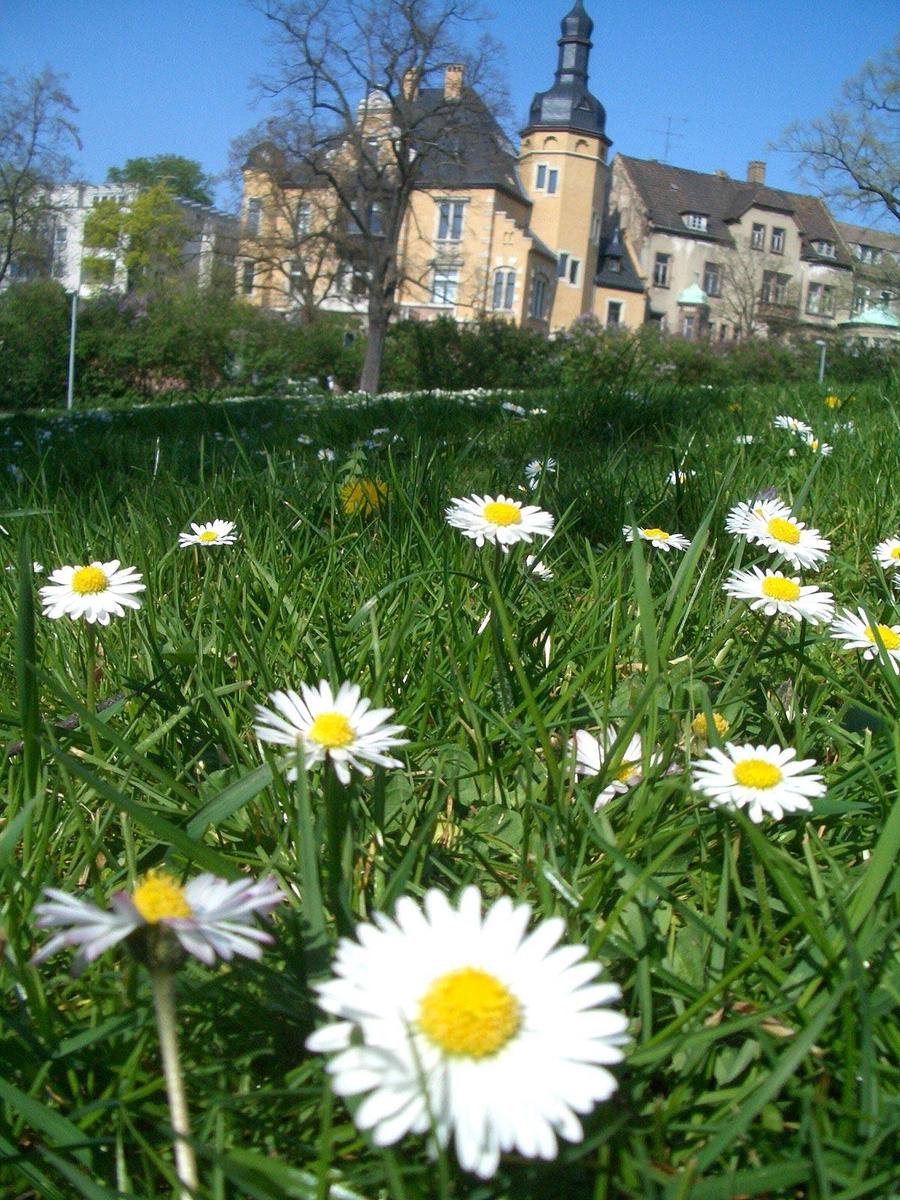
[6, 0, 898, 219]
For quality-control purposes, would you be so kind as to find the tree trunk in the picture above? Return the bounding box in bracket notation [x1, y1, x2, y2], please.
[358, 303, 388, 394]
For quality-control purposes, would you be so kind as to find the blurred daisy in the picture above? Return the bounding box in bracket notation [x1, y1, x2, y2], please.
[743, 503, 830, 569]
[572, 726, 658, 808]
[773, 415, 812, 436]
[725, 494, 790, 536]
[32, 871, 283, 973]
[830, 607, 900, 672]
[445, 494, 554, 551]
[735, 434, 754, 445]
[340, 477, 387, 516]
[691, 711, 730, 741]
[803, 434, 831, 456]
[525, 555, 553, 581]
[255, 680, 407, 784]
[691, 742, 825, 823]
[624, 526, 689, 552]
[666, 469, 696, 486]
[317, 448, 336, 462]
[524, 458, 557, 489]
[39, 560, 145, 625]
[178, 520, 237, 547]
[723, 567, 834, 624]
[306, 886, 628, 1179]
[872, 537, 900, 570]
[501, 400, 527, 416]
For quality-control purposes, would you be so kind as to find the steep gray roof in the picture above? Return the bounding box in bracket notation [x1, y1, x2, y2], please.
[595, 223, 644, 292]
[618, 156, 853, 267]
[525, 1, 608, 140]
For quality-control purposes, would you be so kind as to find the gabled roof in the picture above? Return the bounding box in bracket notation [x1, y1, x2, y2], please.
[835, 221, 900, 254]
[594, 223, 644, 292]
[617, 156, 853, 267]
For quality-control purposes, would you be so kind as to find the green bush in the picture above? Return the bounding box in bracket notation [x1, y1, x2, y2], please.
[0, 280, 71, 409]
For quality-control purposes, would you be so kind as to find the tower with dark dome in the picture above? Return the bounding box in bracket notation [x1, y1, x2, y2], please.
[519, 1, 612, 328]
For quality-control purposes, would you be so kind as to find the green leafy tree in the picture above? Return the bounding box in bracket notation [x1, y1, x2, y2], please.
[106, 154, 214, 205]
[82, 183, 193, 291]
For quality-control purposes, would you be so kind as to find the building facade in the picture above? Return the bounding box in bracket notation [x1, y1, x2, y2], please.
[236, 0, 893, 342]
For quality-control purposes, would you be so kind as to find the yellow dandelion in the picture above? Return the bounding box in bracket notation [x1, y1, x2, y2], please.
[340, 477, 387, 516]
[691, 711, 730, 741]
[823, 393, 841, 409]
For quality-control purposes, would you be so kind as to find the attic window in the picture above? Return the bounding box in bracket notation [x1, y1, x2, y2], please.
[683, 212, 708, 232]
[814, 240, 836, 258]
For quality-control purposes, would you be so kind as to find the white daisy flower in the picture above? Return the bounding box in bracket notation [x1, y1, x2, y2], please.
[445, 494, 554, 552]
[318, 448, 336, 462]
[623, 526, 690, 552]
[691, 742, 825, 823]
[872, 537, 900, 571]
[725, 494, 791, 536]
[803, 434, 832, 456]
[722, 567, 834, 625]
[666, 469, 696, 486]
[735, 434, 754, 445]
[39, 560, 145, 625]
[306, 886, 628, 1179]
[572, 726, 658, 809]
[32, 871, 284, 973]
[254, 680, 408, 785]
[743, 503, 831, 569]
[829, 607, 900, 673]
[773, 415, 812, 436]
[524, 458, 557, 489]
[178, 520, 238, 548]
[525, 555, 553, 581]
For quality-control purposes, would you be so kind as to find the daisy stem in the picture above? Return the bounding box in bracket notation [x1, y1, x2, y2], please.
[324, 766, 354, 934]
[83, 622, 102, 757]
[149, 967, 197, 1199]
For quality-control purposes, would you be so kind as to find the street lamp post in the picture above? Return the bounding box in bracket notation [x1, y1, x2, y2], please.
[66, 289, 78, 410]
[814, 339, 827, 386]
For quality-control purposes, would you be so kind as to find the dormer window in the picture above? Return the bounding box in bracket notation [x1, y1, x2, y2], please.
[683, 212, 708, 232]
[855, 244, 882, 265]
[606, 257, 622, 273]
[814, 240, 835, 258]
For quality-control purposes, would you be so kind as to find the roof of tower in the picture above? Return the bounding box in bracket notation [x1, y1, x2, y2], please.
[524, 2, 608, 139]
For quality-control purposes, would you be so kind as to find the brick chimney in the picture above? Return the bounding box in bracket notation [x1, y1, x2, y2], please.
[401, 68, 420, 101]
[443, 64, 463, 100]
[747, 160, 766, 185]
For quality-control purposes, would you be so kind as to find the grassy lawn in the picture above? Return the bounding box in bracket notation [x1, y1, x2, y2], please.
[1, 378, 898, 1199]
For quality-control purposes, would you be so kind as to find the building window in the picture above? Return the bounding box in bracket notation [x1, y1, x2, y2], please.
[855, 243, 883, 265]
[806, 282, 835, 315]
[607, 300, 622, 327]
[534, 164, 558, 193]
[683, 212, 708, 232]
[761, 270, 791, 305]
[431, 267, 459, 305]
[568, 258, 580, 285]
[240, 261, 255, 295]
[719, 323, 728, 341]
[606, 257, 622, 273]
[557, 252, 568, 278]
[294, 201, 311, 238]
[245, 197, 262, 236]
[771, 227, 785, 254]
[813, 239, 835, 258]
[529, 272, 549, 319]
[54, 225, 68, 246]
[653, 252, 670, 287]
[437, 199, 465, 241]
[681, 313, 695, 339]
[590, 210, 602, 242]
[491, 268, 516, 310]
[289, 260, 304, 296]
[703, 261, 722, 297]
[367, 202, 384, 236]
[751, 223, 765, 250]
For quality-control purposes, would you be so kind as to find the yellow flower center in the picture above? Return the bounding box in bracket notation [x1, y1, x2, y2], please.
[418, 966, 521, 1059]
[616, 761, 638, 782]
[733, 759, 782, 789]
[642, 528, 669, 540]
[198, 530, 220, 543]
[766, 517, 800, 545]
[890, 547, 900, 561]
[482, 501, 521, 527]
[761, 576, 801, 602]
[864, 624, 900, 651]
[308, 711, 355, 748]
[692, 712, 729, 739]
[132, 872, 193, 923]
[70, 565, 108, 595]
